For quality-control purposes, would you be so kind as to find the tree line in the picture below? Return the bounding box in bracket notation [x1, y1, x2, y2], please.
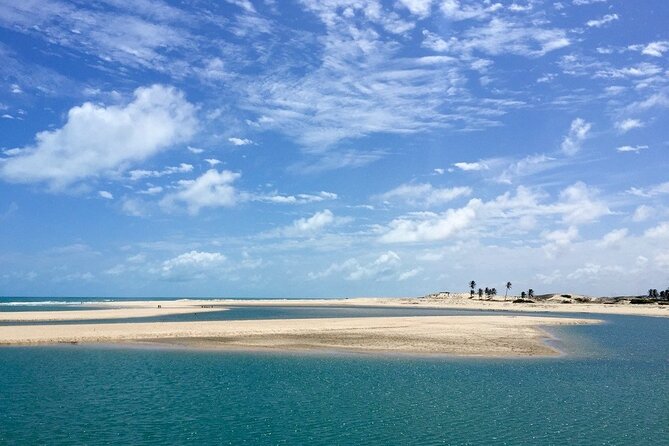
[468, 281, 534, 301]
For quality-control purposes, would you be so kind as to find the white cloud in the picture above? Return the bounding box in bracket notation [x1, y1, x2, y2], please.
[615, 118, 644, 133]
[128, 163, 193, 181]
[276, 209, 352, 238]
[257, 191, 338, 205]
[0, 85, 197, 189]
[627, 182, 669, 198]
[187, 146, 204, 154]
[573, 0, 608, 5]
[379, 205, 476, 243]
[629, 41, 669, 58]
[632, 205, 653, 222]
[645, 222, 669, 238]
[616, 145, 648, 153]
[594, 63, 662, 79]
[566, 263, 624, 280]
[398, 267, 422, 281]
[137, 186, 163, 195]
[434, 18, 570, 57]
[290, 150, 385, 174]
[160, 169, 241, 215]
[398, 0, 434, 18]
[377, 183, 471, 207]
[310, 251, 402, 281]
[376, 181, 608, 244]
[225, 0, 256, 13]
[453, 161, 489, 171]
[598, 228, 628, 248]
[205, 159, 222, 166]
[555, 182, 610, 225]
[288, 209, 335, 234]
[561, 118, 591, 156]
[586, 14, 619, 28]
[440, 0, 503, 21]
[544, 225, 579, 246]
[495, 154, 556, 184]
[161, 250, 227, 278]
[228, 137, 253, 146]
[98, 190, 114, 200]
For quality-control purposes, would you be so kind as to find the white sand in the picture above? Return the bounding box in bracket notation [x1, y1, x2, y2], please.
[0, 313, 598, 357]
[0, 305, 223, 321]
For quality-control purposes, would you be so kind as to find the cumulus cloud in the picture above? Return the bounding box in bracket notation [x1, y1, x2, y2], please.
[453, 161, 489, 171]
[310, 251, 402, 281]
[561, 118, 591, 156]
[555, 182, 610, 225]
[639, 41, 669, 57]
[160, 250, 227, 279]
[98, 190, 114, 200]
[277, 209, 351, 237]
[598, 228, 628, 248]
[544, 225, 579, 246]
[615, 118, 644, 133]
[644, 222, 669, 238]
[398, 0, 434, 18]
[379, 206, 476, 243]
[374, 180, 608, 244]
[0, 85, 197, 189]
[160, 169, 241, 214]
[228, 137, 253, 146]
[632, 205, 653, 222]
[377, 183, 471, 207]
[289, 210, 335, 233]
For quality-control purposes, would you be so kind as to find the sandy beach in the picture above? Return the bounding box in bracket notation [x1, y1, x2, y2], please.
[0, 314, 597, 357]
[77, 295, 669, 318]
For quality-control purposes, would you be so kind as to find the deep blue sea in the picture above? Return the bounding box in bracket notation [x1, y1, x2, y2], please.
[1, 298, 667, 445]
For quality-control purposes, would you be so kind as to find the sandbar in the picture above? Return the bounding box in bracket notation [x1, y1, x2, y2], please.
[0, 314, 598, 357]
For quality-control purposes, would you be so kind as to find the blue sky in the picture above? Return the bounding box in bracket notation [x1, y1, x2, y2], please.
[0, 0, 667, 298]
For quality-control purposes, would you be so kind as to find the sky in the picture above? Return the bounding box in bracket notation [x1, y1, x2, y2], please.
[0, 0, 667, 298]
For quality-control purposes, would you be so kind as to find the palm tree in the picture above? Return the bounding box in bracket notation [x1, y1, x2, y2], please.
[469, 281, 476, 299]
[505, 282, 512, 300]
[491, 288, 497, 300]
[521, 291, 526, 300]
[528, 289, 534, 299]
[478, 288, 483, 299]
[484, 287, 490, 300]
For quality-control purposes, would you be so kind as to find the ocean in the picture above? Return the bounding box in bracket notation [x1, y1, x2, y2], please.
[1, 299, 667, 445]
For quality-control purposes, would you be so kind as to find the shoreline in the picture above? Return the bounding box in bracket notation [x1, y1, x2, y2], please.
[78, 296, 669, 318]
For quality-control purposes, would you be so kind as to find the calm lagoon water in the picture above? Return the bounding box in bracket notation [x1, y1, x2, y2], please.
[1, 301, 667, 445]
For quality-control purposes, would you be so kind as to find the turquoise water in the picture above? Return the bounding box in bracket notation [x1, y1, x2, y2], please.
[1, 304, 668, 444]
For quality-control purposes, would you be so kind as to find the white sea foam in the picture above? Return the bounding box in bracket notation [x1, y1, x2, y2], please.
[0, 300, 95, 306]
